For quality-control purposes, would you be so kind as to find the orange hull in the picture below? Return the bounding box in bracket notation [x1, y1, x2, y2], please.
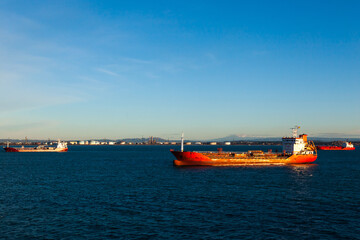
[171, 150, 317, 166]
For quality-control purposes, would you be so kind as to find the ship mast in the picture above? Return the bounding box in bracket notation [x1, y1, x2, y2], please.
[181, 132, 184, 152]
[291, 126, 300, 138]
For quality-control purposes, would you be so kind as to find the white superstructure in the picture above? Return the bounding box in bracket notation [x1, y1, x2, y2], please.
[342, 142, 354, 148]
[282, 137, 306, 154]
[56, 140, 67, 150]
[282, 126, 315, 155]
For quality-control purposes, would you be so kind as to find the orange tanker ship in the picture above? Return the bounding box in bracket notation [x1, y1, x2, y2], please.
[171, 126, 317, 166]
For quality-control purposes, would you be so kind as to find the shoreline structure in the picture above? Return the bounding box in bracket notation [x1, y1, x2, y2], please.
[1, 139, 359, 146]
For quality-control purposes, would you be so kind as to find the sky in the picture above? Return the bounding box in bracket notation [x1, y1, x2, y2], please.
[0, 0, 359, 140]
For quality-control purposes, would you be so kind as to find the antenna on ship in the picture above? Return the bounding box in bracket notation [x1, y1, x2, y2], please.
[181, 132, 184, 152]
[291, 126, 300, 138]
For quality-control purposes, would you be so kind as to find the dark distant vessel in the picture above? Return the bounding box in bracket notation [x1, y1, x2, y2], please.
[316, 142, 355, 151]
[4, 140, 68, 152]
[171, 126, 317, 166]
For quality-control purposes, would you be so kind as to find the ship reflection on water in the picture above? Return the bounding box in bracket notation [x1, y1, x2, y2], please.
[287, 163, 317, 179]
[287, 163, 317, 171]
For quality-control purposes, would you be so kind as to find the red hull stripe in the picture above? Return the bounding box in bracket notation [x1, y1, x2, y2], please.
[317, 146, 355, 150]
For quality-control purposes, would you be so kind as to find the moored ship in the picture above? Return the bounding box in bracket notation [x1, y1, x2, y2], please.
[171, 126, 317, 166]
[4, 140, 68, 152]
[316, 142, 355, 151]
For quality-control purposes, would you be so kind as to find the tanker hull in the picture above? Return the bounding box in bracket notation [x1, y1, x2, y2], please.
[316, 146, 355, 151]
[171, 150, 317, 166]
[4, 147, 68, 152]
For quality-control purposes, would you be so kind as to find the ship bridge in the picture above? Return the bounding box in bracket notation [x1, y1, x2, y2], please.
[282, 126, 314, 155]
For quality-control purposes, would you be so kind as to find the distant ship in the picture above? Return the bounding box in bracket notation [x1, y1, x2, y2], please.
[316, 141, 355, 151]
[171, 126, 317, 166]
[4, 140, 68, 152]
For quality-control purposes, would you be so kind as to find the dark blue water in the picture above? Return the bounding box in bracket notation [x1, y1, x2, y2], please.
[1, 145, 359, 239]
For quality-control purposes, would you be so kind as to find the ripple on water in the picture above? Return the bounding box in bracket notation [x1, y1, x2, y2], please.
[0, 146, 359, 239]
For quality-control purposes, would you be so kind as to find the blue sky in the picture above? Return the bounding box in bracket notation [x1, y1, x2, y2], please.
[0, 0, 359, 140]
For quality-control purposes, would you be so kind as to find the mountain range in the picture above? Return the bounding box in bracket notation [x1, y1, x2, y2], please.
[209, 134, 360, 142]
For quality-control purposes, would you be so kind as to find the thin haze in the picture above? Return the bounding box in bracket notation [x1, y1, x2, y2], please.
[0, 0, 359, 140]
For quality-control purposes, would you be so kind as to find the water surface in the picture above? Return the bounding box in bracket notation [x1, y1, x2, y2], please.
[1, 145, 359, 239]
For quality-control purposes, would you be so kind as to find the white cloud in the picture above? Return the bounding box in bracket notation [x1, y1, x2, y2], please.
[96, 68, 121, 77]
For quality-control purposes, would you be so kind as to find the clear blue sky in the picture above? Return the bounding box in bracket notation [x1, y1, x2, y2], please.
[1, 0, 359, 140]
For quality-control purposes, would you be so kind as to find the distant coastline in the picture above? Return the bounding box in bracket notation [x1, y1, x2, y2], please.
[1, 138, 359, 147]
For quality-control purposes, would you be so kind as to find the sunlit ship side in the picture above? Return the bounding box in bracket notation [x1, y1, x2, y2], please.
[171, 127, 317, 166]
[316, 142, 355, 151]
[4, 140, 68, 152]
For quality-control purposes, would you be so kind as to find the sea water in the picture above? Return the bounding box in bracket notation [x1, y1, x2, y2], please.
[0, 145, 359, 239]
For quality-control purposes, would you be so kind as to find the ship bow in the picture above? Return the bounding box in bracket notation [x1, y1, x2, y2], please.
[171, 150, 212, 166]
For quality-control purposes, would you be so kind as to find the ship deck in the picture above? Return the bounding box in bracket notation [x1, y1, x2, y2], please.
[201, 151, 289, 160]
